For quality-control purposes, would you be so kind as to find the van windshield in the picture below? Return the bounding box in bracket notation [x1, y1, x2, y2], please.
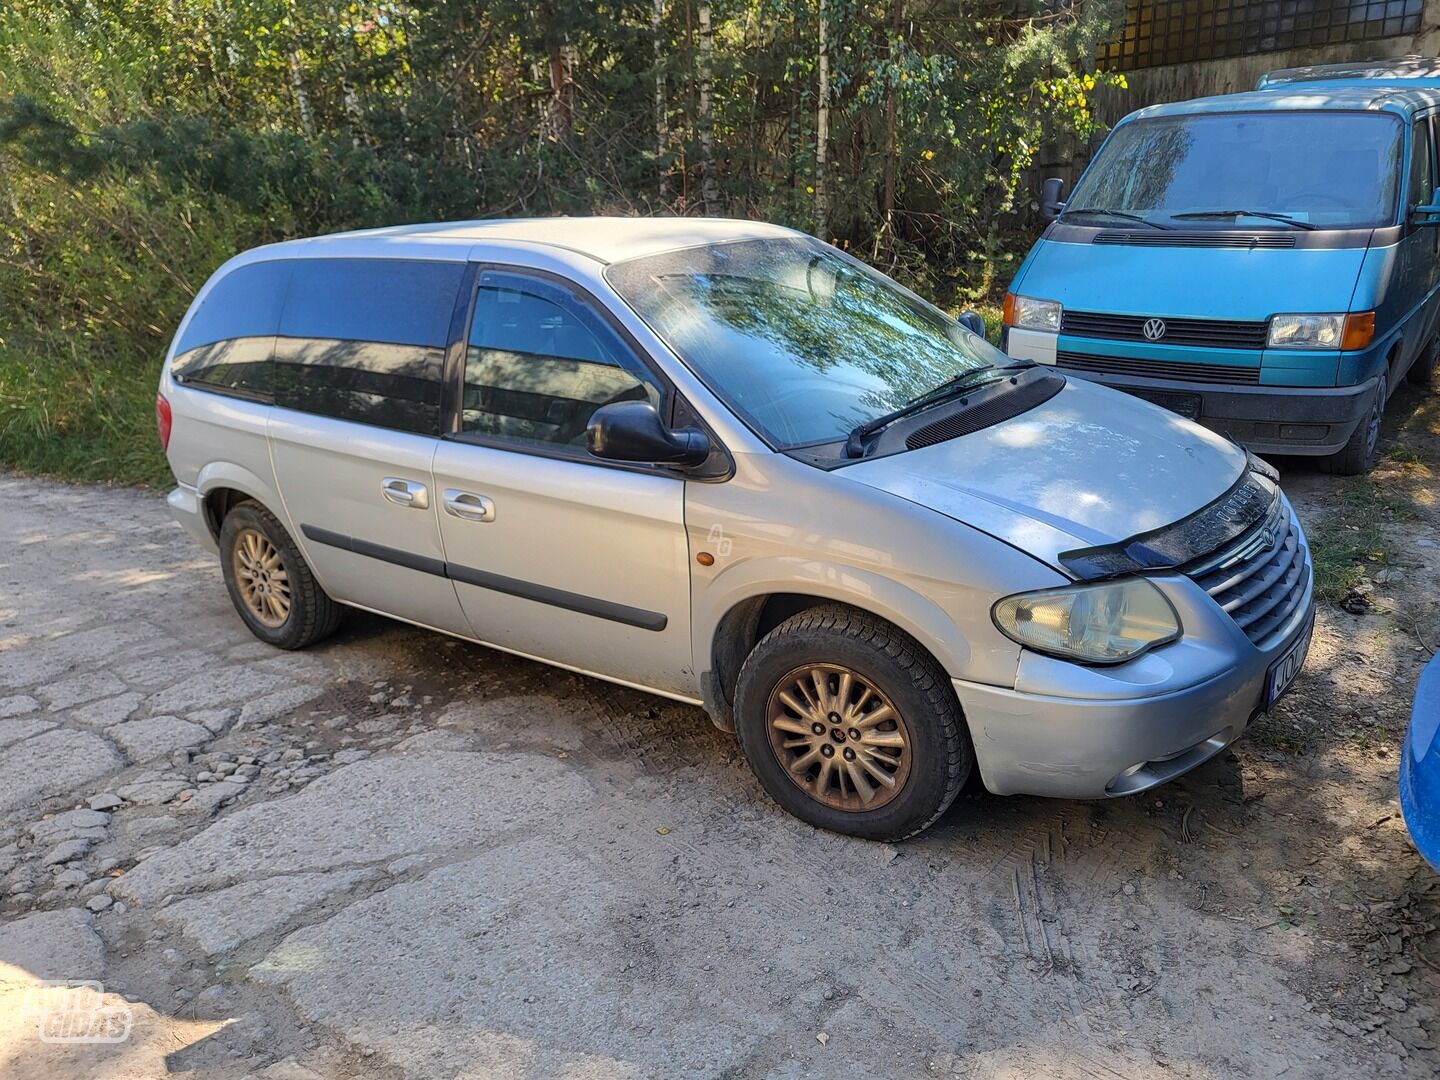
[606, 238, 1003, 449]
[1065, 111, 1403, 231]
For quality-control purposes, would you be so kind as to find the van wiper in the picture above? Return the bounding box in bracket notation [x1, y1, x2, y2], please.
[844, 363, 1034, 458]
[1170, 209, 1318, 230]
[1061, 207, 1171, 230]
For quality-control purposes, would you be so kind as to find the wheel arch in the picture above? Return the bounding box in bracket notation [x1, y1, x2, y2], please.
[195, 462, 285, 540]
[696, 561, 975, 733]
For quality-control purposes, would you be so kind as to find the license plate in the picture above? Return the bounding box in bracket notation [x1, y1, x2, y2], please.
[1266, 615, 1314, 708]
[1125, 388, 1203, 420]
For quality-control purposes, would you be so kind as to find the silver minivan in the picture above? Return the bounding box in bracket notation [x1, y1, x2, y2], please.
[159, 218, 1315, 840]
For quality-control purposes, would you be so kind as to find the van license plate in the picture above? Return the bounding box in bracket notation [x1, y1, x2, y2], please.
[1265, 615, 1313, 708]
[1126, 388, 1202, 420]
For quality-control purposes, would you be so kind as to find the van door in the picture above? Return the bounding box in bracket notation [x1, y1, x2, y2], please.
[1398, 113, 1440, 378]
[430, 267, 694, 697]
[267, 256, 473, 637]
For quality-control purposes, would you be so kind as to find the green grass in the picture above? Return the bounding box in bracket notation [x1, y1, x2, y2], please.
[1305, 475, 1418, 601]
[0, 345, 171, 487]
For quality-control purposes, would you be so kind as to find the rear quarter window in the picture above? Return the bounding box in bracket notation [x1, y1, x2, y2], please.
[273, 258, 465, 436]
[171, 260, 291, 397]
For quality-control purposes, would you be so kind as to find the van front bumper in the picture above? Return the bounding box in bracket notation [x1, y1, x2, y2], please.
[1056, 368, 1376, 457]
[954, 576, 1315, 799]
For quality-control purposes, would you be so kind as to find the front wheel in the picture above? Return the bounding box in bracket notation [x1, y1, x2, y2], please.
[218, 500, 343, 649]
[1320, 373, 1386, 476]
[733, 605, 971, 841]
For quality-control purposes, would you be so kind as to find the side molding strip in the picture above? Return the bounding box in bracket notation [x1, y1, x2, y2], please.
[300, 524, 668, 632]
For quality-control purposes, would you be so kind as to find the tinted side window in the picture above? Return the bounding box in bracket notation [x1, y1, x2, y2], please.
[462, 271, 662, 450]
[1414, 117, 1437, 208]
[171, 260, 291, 397]
[273, 258, 466, 436]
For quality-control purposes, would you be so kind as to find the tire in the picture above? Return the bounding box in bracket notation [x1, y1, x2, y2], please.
[1408, 337, 1437, 388]
[218, 500, 343, 649]
[733, 604, 971, 841]
[1319, 373, 1386, 476]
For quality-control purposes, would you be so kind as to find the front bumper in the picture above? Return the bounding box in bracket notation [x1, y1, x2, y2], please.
[1070, 369, 1376, 457]
[954, 561, 1315, 800]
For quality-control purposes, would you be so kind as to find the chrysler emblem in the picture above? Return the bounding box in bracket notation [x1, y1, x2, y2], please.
[1142, 318, 1167, 341]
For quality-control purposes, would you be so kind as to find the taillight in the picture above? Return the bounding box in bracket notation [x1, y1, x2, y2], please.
[156, 393, 173, 452]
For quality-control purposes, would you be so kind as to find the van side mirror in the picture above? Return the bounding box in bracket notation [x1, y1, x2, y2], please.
[1040, 177, 1066, 221]
[1413, 203, 1440, 227]
[587, 400, 712, 468]
[958, 311, 986, 338]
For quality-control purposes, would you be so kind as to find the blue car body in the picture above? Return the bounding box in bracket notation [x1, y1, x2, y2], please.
[1402, 653, 1440, 871]
[1005, 64, 1440, 471]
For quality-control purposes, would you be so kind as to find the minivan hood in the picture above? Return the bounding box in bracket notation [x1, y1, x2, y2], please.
[1014, 234, 1368, 318]
[842, 378, 1248, 570]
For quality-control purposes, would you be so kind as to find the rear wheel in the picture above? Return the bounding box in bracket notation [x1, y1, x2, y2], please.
[1320, 373, 1386, 476]
[733, 605, 970, 841]
[219, 501, 343, 649]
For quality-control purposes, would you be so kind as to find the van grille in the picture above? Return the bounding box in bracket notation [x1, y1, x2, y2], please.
[1056, 351, 1261, 385]
[1062, 311, 1269, 350]
[1185, 501, 1310, 649]
[1093, 230, 1297, 250]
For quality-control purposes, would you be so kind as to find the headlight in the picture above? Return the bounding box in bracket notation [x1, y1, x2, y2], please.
[992, 578, 1181, 664]
[1004, 293, 1062, 333]
[1268, 312, 1374, 350]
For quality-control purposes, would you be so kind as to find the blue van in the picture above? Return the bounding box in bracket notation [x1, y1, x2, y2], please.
[1003, 58, 1440, 474]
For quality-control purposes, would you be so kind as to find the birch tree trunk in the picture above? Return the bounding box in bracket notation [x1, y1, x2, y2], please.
[814, 0, 830, 241]
[697, 3, 719, 215]
[877, 0, 904, 259]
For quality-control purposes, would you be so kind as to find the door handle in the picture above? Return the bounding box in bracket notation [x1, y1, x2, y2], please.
[382, 477, 429, 510]
[442, 489, 496, 523]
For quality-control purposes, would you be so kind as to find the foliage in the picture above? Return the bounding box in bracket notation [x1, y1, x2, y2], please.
[0, 0, 1123, 484]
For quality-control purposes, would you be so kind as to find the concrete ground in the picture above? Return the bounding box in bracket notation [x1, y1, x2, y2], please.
[0, 469, 1436, 1080]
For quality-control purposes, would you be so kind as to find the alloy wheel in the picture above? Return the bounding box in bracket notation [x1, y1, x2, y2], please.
[765, 664, 912, 812]
[232, 527, 291, 628]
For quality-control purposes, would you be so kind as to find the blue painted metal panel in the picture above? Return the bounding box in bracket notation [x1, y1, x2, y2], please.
[1401, 654, 1440, 872]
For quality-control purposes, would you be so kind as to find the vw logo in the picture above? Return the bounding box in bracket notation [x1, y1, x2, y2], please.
[1142, 318, 1167, 341]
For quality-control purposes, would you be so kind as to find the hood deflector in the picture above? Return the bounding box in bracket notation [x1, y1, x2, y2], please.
[1059, 453, 1281, 580]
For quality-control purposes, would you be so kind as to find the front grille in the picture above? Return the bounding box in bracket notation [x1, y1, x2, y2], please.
[1186, 501, 1310, 649]
[1093, 230, 1297, 250]
[1062, 311, 1269, 350]
[1056, 351, 1261, 385]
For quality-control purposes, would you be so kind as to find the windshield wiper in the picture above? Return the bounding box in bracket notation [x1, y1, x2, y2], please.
[1061, 207, 1171, 230]
[844, 363, 1035, 459]
[1170, 209, 1318, 230]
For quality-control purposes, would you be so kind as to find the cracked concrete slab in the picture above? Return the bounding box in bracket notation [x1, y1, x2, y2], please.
[112, 750, 590, 906]
[0, 728, 124, 814]
[0, 907, 105, 982]
[158, 869, 384, 957]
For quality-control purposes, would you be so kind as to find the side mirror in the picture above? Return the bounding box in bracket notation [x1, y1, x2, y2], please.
[957, 311, 986, 338]
[1413, 203, 1440, 227]
[1040, 177, 1066, 221]
[586, 400, 711, 468]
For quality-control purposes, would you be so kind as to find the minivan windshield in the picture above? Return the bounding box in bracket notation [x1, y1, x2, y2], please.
[1065, 110, 1403, 230]
[605, 238, 1004, 449]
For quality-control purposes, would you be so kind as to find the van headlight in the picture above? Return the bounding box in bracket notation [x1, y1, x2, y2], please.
[992, 579, 1181, 664]
[1004, 293, 1063, 333]
[1268, 312, 1375, 350]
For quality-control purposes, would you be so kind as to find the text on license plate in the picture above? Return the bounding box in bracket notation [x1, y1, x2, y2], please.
[1266, 616, 1313, 707]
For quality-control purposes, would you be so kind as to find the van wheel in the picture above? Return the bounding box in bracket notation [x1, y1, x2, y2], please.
[1408, 337, 1437, 388]
[1320, 373, 1386, 476]
[732, 605, 970, 841]
[218, 501, 343, 650]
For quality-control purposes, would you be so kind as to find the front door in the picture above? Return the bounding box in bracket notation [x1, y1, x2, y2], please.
[431, 267, 694, 697]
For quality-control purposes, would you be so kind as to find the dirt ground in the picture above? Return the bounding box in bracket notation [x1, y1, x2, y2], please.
[0, 383, 1436, 1080]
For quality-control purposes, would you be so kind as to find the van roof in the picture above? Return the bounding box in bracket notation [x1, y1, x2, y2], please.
[1128, 82, 1440, 123]
[261, 216, 804, 265]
